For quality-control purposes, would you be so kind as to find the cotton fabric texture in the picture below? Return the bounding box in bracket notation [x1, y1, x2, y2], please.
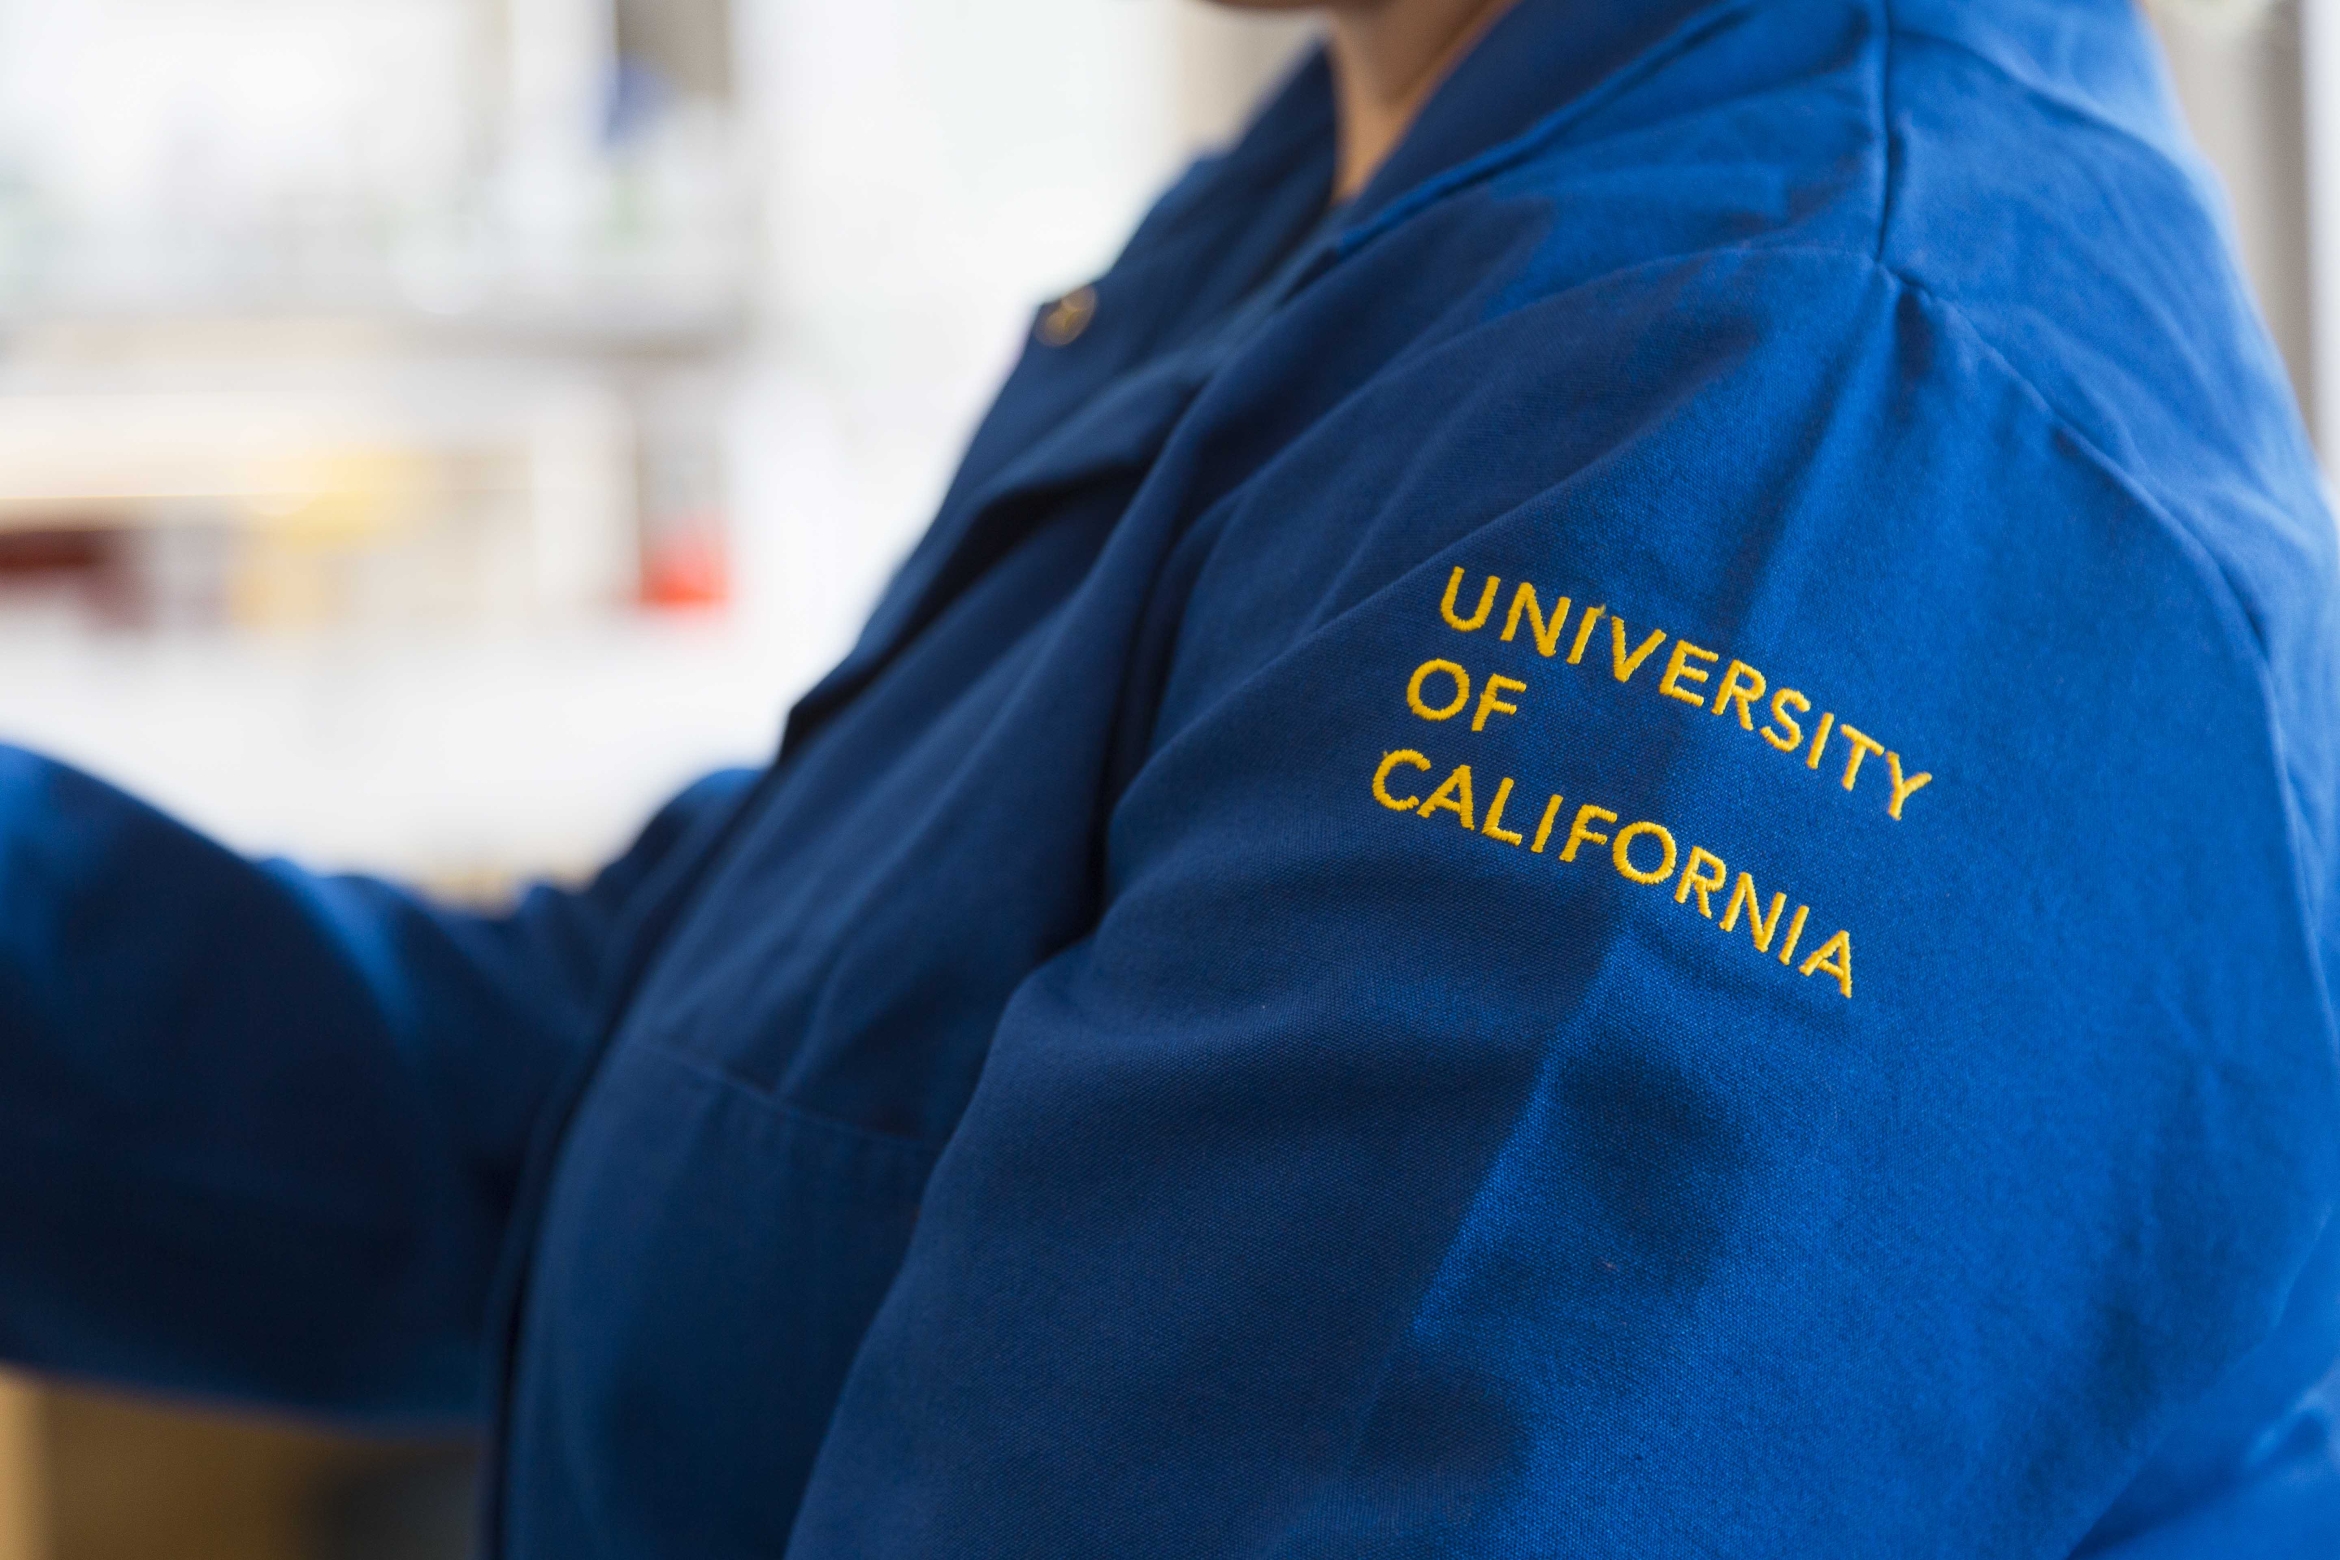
[3, 1, 2338, 1554]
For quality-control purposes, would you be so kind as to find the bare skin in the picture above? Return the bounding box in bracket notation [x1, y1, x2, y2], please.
[1212, 0, 1521, 198]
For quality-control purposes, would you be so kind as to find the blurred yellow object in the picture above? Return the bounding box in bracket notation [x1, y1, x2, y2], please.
[240, 448, 428, 545]
[0, 1371, 472, 1560]
[0, 1374, 45, 1560]
[226, 446, 430, 631]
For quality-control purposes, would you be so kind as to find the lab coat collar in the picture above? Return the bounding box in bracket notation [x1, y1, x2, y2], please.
[783, 0, 1750, 756]
[1347, 0, 1728, 227]
[1342, 0, 2186, 237]
[1202, 0, 1738, 241]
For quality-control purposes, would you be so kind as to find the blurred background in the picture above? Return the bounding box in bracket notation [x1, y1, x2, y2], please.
[0, 0, 2325, 1555]
[0, 0, 1314, 888]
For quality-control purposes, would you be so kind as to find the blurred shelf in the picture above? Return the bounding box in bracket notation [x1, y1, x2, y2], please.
[0, 273, 752, 358]
[0, 341, 716, 633]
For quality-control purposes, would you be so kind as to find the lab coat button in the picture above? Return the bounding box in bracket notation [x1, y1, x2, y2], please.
[1038, 286, 1098, 346]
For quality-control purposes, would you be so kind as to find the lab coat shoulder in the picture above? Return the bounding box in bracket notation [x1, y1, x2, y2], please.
[796, 225, 2340, 1554]
[1871, 15, 2340, 894]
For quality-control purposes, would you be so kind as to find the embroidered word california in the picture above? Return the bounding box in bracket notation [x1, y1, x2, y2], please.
[1364, 567, 1931, 1001]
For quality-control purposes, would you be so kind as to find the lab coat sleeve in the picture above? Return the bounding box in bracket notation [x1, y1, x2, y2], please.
[0, 748, 756, 1422]
[788, 252, 2340, 1554]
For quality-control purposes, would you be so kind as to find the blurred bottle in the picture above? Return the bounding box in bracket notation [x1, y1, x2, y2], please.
[635, 369, 730, 612]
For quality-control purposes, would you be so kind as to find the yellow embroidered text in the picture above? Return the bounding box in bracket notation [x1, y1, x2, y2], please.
[1374, 746, 1854, 1000]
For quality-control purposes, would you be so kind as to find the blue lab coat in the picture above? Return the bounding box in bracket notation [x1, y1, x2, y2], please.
[4, 1, 2339, 1554]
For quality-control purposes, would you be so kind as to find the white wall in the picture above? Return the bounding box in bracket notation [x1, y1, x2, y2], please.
[2300, 0, 2340, 460]
[2152, 0, 2319, 436]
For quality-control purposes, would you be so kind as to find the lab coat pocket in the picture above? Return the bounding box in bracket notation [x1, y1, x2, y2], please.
[501, 1039, 936, 1558]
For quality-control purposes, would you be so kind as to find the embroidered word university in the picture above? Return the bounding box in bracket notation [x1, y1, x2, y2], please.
[1436, 566, 1933, 822]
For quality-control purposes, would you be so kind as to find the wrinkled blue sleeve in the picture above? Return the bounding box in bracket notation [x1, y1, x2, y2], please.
[0, 750, 755, 1424]
[789, 252, 2340, 1555]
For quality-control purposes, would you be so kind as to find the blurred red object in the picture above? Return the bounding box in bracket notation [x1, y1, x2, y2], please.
[639, 516, 730, 611]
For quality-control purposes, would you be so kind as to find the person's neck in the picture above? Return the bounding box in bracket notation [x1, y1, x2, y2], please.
[1325, 0, 1518, 200]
